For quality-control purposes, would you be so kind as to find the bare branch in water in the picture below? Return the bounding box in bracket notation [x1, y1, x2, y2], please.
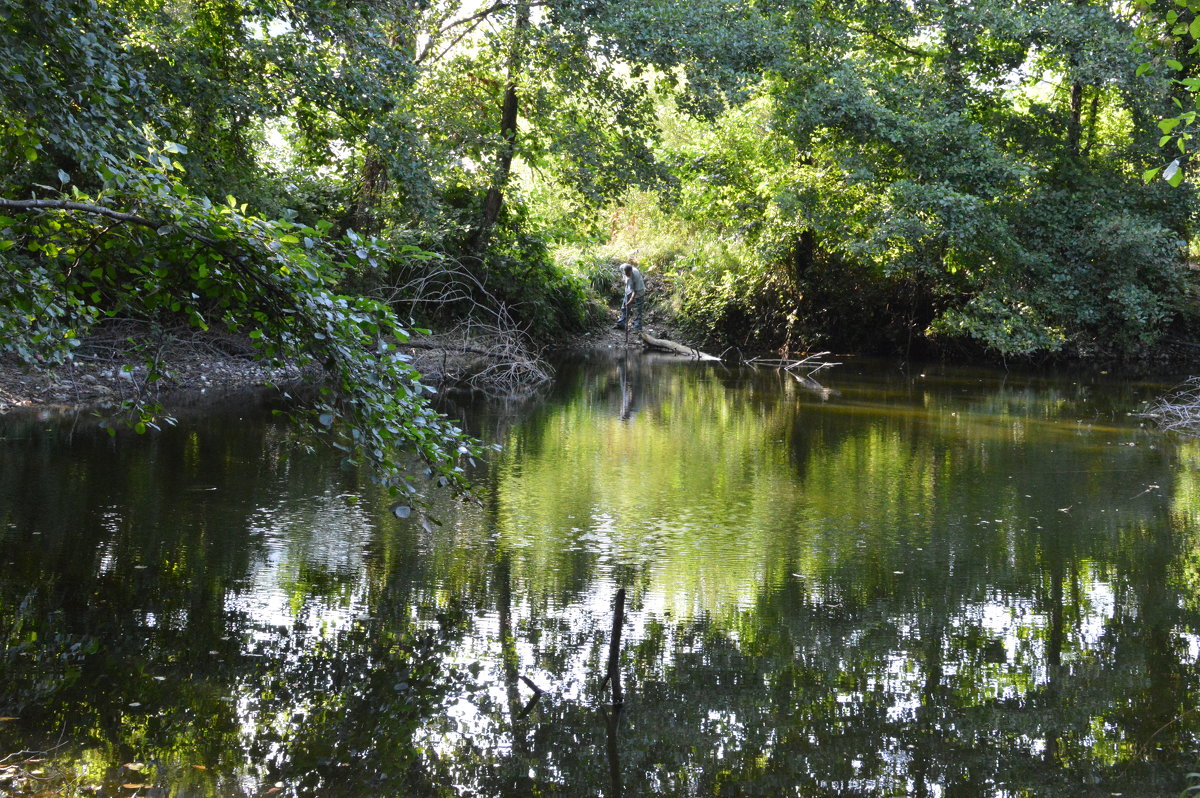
[744, 352, 841, 398]
[1137, 376, 1200, 435]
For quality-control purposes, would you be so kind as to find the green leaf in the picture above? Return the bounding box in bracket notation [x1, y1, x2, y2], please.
[57, 169, 70, 184]
[24, 147, 37, 161]
[1137, 63, 1152, 77]
[1143, 166, 1162, 182]
[1191, 16, 1200, 38]
[1168, 59, 1185, 71]
[1160, 117, 1181, 133]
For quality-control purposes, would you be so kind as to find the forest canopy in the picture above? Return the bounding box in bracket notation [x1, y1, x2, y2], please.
[1, 0, 1198, 485]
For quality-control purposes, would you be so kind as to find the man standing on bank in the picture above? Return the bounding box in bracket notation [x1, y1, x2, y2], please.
[614, 262, 646, 332]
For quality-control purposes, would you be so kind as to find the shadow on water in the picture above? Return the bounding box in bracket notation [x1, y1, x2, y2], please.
[1, 354, 1199, 796]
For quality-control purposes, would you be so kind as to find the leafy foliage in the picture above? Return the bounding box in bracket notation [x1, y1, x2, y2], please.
[610, 0, 1199, 362]
[0, 0, 491, 499]
[3, 0, 1199, 509]
[0, 144, 488, 498]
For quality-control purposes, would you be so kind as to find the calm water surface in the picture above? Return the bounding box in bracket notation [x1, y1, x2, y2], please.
[2, 354, 1200, 797]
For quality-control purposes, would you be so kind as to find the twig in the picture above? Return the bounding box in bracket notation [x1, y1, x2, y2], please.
[416, 0, 552, 65]
[744, 352, 841, 397]
[1137, 377, 1200, 436]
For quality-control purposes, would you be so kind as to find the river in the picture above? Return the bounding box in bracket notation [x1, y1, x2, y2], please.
[1, 353, 1198, 796]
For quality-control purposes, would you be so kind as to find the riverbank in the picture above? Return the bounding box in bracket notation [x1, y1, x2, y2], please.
[0, 325, 307, 415]
[0, 321, 563, 416]
[0, 300, 695, 416]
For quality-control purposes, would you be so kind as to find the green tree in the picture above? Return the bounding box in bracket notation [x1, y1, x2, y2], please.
[613, 0, 1198, 361]
[0, 0, 485, 501]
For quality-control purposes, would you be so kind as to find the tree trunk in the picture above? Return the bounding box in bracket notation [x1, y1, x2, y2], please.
[1067, 82, 1084, 159]
[350, 152, 388, 235]
[1065, 0, 1086, 160]
[1081, 92, 1100, 157]
[348, 19, 414, 236]
[473, 1, 530, 254]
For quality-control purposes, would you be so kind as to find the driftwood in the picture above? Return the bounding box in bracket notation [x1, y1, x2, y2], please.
[401, 321, 551, 397]
[745, 352, 841, 398]
[744, 351, 839, 374]
[634, 333, 840, 397]
[638, 331, 721, 361]
[1138, 376, 1200, 435]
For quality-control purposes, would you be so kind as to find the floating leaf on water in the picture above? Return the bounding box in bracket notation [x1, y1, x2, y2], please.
[192, 765, 208, 770]
[122, 763, 146, 772]
[0, 717, 18, 721]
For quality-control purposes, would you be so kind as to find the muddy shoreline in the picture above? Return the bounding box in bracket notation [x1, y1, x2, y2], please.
[0, 307, 678, 418]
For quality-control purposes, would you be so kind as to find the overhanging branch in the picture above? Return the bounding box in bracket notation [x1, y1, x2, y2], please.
[0, 197, 159, 229]
[0, 196, 285, 303]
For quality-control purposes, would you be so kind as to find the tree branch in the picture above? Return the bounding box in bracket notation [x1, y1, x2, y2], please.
[844, 22, 933, 59]
[0, 196, 292, 307]
[0, 197, 159, 229]
[0, 196, 231, 251]
[818, 6, 934, 60]
[415, 0, 550, 65]
[417, 0, 508, 64]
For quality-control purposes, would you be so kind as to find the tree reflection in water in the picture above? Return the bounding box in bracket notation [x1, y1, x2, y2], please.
[1, 358, 1198, 796]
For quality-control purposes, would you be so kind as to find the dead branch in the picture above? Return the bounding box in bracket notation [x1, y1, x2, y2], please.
[744, 351, 841, 398]
[744, 351, 840, 374]
[402, 313, 551, 398]
[1137, 376, 1200, 435]
[368, 250, 554, 396]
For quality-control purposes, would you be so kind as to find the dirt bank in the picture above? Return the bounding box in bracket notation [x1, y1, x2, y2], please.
[0, 327, 308, 416]
[0, 321, 575, 416]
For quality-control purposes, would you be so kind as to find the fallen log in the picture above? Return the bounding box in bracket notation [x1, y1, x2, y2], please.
[638, 331, 721, 361]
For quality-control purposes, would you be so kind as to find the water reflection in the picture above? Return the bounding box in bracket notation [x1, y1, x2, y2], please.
[0, 357, 1198, 796]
